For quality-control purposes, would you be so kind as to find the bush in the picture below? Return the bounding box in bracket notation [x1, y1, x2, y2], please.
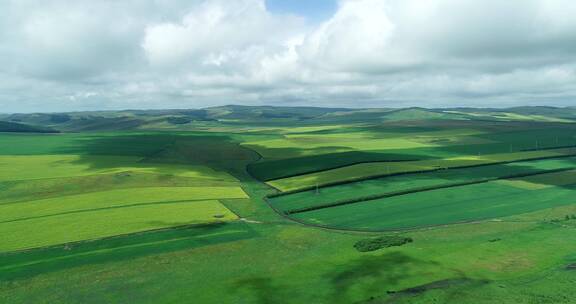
[354, 236, 413, 252]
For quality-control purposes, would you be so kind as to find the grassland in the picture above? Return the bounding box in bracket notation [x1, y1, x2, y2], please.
[4, 107, 576, 303]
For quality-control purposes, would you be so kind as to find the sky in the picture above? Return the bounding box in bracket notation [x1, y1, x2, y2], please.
[1, 0, 576, 113]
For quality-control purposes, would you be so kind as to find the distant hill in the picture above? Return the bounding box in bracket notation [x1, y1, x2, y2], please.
[442, 106, 576, 123]
[3, 105, 576, 132]
[204, 105, 354, 120]
[381, 108, 466, 121]
[0, 121, 58, 133]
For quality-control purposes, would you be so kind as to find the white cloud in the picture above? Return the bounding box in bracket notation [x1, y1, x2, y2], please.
[1, 0, 576, 113]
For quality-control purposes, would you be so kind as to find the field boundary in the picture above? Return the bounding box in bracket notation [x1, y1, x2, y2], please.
[0, 198, 234, 225]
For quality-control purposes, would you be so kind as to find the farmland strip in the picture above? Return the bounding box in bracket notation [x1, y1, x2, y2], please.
[269, 152, 576, 197]
[0, 199, 216, 224]
[285, 167, 576, 215]
[249, 157, 425, 182]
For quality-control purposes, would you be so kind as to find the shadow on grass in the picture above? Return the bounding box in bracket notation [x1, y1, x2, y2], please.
[0, 222, 258, 281]
[56, 133, 261, 176]
[324, 252, 442, 303]
[232, 276, 291, 304]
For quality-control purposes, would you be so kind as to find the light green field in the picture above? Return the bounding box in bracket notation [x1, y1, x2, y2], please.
[243, 129, 498, 159]
[0, 186, 246, 252]
[0, 199, 237, 252]
[0, 172, 240, 205]
[0, 187, 247, 221]
[243, 132, 434, 158]
[0, 133, 249, 253]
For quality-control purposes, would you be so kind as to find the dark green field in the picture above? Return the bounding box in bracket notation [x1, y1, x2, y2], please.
[4, 106, 576, 303]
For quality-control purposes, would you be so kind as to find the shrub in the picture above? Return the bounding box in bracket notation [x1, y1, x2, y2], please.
[354, 236, 413, 252]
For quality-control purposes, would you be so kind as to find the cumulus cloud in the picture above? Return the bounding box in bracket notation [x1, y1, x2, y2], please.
[1, 0, 576, 112]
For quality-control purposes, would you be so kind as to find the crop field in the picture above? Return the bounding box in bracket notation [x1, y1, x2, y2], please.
[0, 199, 238, 252]
[5, 109, 576, 304]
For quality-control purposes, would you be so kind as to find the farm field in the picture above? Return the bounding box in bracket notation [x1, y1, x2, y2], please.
[268, 148, 576, 192]
[291, 174, 576, 230]
[4, 106, 576, 303]
[0, 132, 249, 253]
[268, 158, 576, 214]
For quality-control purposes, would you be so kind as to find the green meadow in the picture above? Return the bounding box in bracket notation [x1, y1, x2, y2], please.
[4, 106, 576, 303]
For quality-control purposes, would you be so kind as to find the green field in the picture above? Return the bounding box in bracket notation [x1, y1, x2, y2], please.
[4, 107, 576, 303]
[0, 199, 238, 252]
[291, 176, 576, 230]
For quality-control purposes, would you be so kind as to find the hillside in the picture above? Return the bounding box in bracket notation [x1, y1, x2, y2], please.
[0, 121, 58, 133]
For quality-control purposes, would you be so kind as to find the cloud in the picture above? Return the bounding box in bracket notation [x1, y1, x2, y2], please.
[1, 0, 576, 112]
[142, 0, 303, 70]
